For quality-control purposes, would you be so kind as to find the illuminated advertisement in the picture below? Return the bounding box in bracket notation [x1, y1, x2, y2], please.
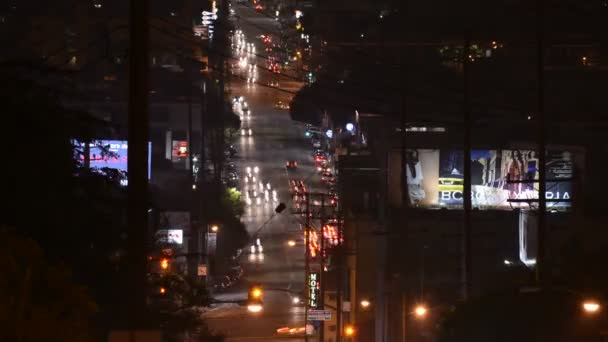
[74, 140, 152, 184]
[308, 271, 320, 309]
[405, 149, 576, 209]
[172, 141, 188, 161]
[156, 229, 183, 244]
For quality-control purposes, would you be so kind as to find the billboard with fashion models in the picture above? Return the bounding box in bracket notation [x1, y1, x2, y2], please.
[404, 148, 577, 210]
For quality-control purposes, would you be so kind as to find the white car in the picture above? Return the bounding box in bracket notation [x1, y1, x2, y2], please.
[251, 239, 263, 253]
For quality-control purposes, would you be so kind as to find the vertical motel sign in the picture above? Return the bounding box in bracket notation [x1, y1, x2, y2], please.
[308, 271, 320, 309]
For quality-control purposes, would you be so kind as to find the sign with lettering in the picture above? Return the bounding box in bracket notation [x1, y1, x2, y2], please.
[308, 309, 331, 321]
[308, 271, 320, 309]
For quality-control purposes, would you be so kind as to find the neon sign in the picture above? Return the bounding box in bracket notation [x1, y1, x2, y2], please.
[308, 271, 320, 309]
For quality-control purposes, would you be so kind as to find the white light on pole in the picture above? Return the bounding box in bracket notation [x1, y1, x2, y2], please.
[326, 129, 333, 138]
[346, 123, 355, 132]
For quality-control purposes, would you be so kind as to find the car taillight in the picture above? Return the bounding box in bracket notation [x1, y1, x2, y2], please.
[286, 161, 289, 167]
[294, 161, 297, 167]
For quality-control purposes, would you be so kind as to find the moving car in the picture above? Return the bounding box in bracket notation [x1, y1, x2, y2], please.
[285, 160, 298, 169]
[274, 101, 289, 109]
[321, 171, 335, 183]
[314, 152, 328, 163]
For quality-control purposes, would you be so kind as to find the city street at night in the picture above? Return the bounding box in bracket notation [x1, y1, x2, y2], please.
[4, 0, 608, 341]
[202, 2, 310, 340]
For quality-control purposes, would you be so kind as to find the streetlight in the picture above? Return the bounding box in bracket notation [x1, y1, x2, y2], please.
[414, 304, 428, 318]
[360, 299, 371, 309]
[287, 240, 296, 247]
[210, 224, 219, 233]
[582, 300, 601, 314]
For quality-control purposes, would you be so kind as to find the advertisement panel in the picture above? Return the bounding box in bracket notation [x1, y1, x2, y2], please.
[74, 140, 152, 184]
[405, 149, 575, 209]
[156, 212, 190, 245]
[171, 140, 188, 161]
[156, 229, 183, 244]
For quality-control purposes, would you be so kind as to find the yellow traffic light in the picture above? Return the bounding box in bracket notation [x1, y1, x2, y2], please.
[160, 258, 169, 270]
[250, 286, 263, 299]
[344, 325, 355, 337]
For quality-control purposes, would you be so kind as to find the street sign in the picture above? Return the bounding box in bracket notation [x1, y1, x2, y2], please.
[197, 264, 207, 276]
[307, 309, 331, 321]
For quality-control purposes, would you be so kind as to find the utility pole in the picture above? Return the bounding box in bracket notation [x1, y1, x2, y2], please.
[375, 121, 390, 342]
[200, 79, 207, 184]
[187, 74, 194, 181]
[400, 1, 409, 340]
[127, 0, 149, 326]
[320, 196, 326, 342]
[535, 0, 547, 285]
[305, 194, 311, 342]
[336, 199, 342, 342]
[214, 0, 228, 184]
[462, 30, 472, 301]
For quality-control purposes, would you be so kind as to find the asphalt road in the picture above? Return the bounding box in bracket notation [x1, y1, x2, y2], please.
[202, 3, 316, 341]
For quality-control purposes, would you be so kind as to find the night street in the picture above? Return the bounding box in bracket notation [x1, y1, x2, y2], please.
[5, 0, 608, 341]
[203, 2, 310, 340]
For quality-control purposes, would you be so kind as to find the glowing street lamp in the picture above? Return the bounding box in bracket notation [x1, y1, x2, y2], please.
[360, 299, 371, 309]
[210, 224, 219, 233]
[582, 300, 601, 314]
[414, 305, 428, 318]
[287, 240, 296, 247]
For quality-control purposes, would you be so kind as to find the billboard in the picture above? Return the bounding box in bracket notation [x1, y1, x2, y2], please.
[405, 149, 576, 209]
[74, 140, 152, 184]
[156, 212, 190, 246]
[172, 140, 188, 161]
[156, 229, 183, 244]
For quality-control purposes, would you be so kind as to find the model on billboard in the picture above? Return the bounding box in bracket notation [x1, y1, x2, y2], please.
[525, 151, 539, 191]
[406, 150, 426, 206]
[505, 150, 524, 198]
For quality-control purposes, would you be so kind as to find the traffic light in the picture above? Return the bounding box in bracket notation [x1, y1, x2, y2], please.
[247, 285, 264, 313]
[249, 285, 263, 300]
[344, 325, 356, 337]
[160, 258, 169, 270]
